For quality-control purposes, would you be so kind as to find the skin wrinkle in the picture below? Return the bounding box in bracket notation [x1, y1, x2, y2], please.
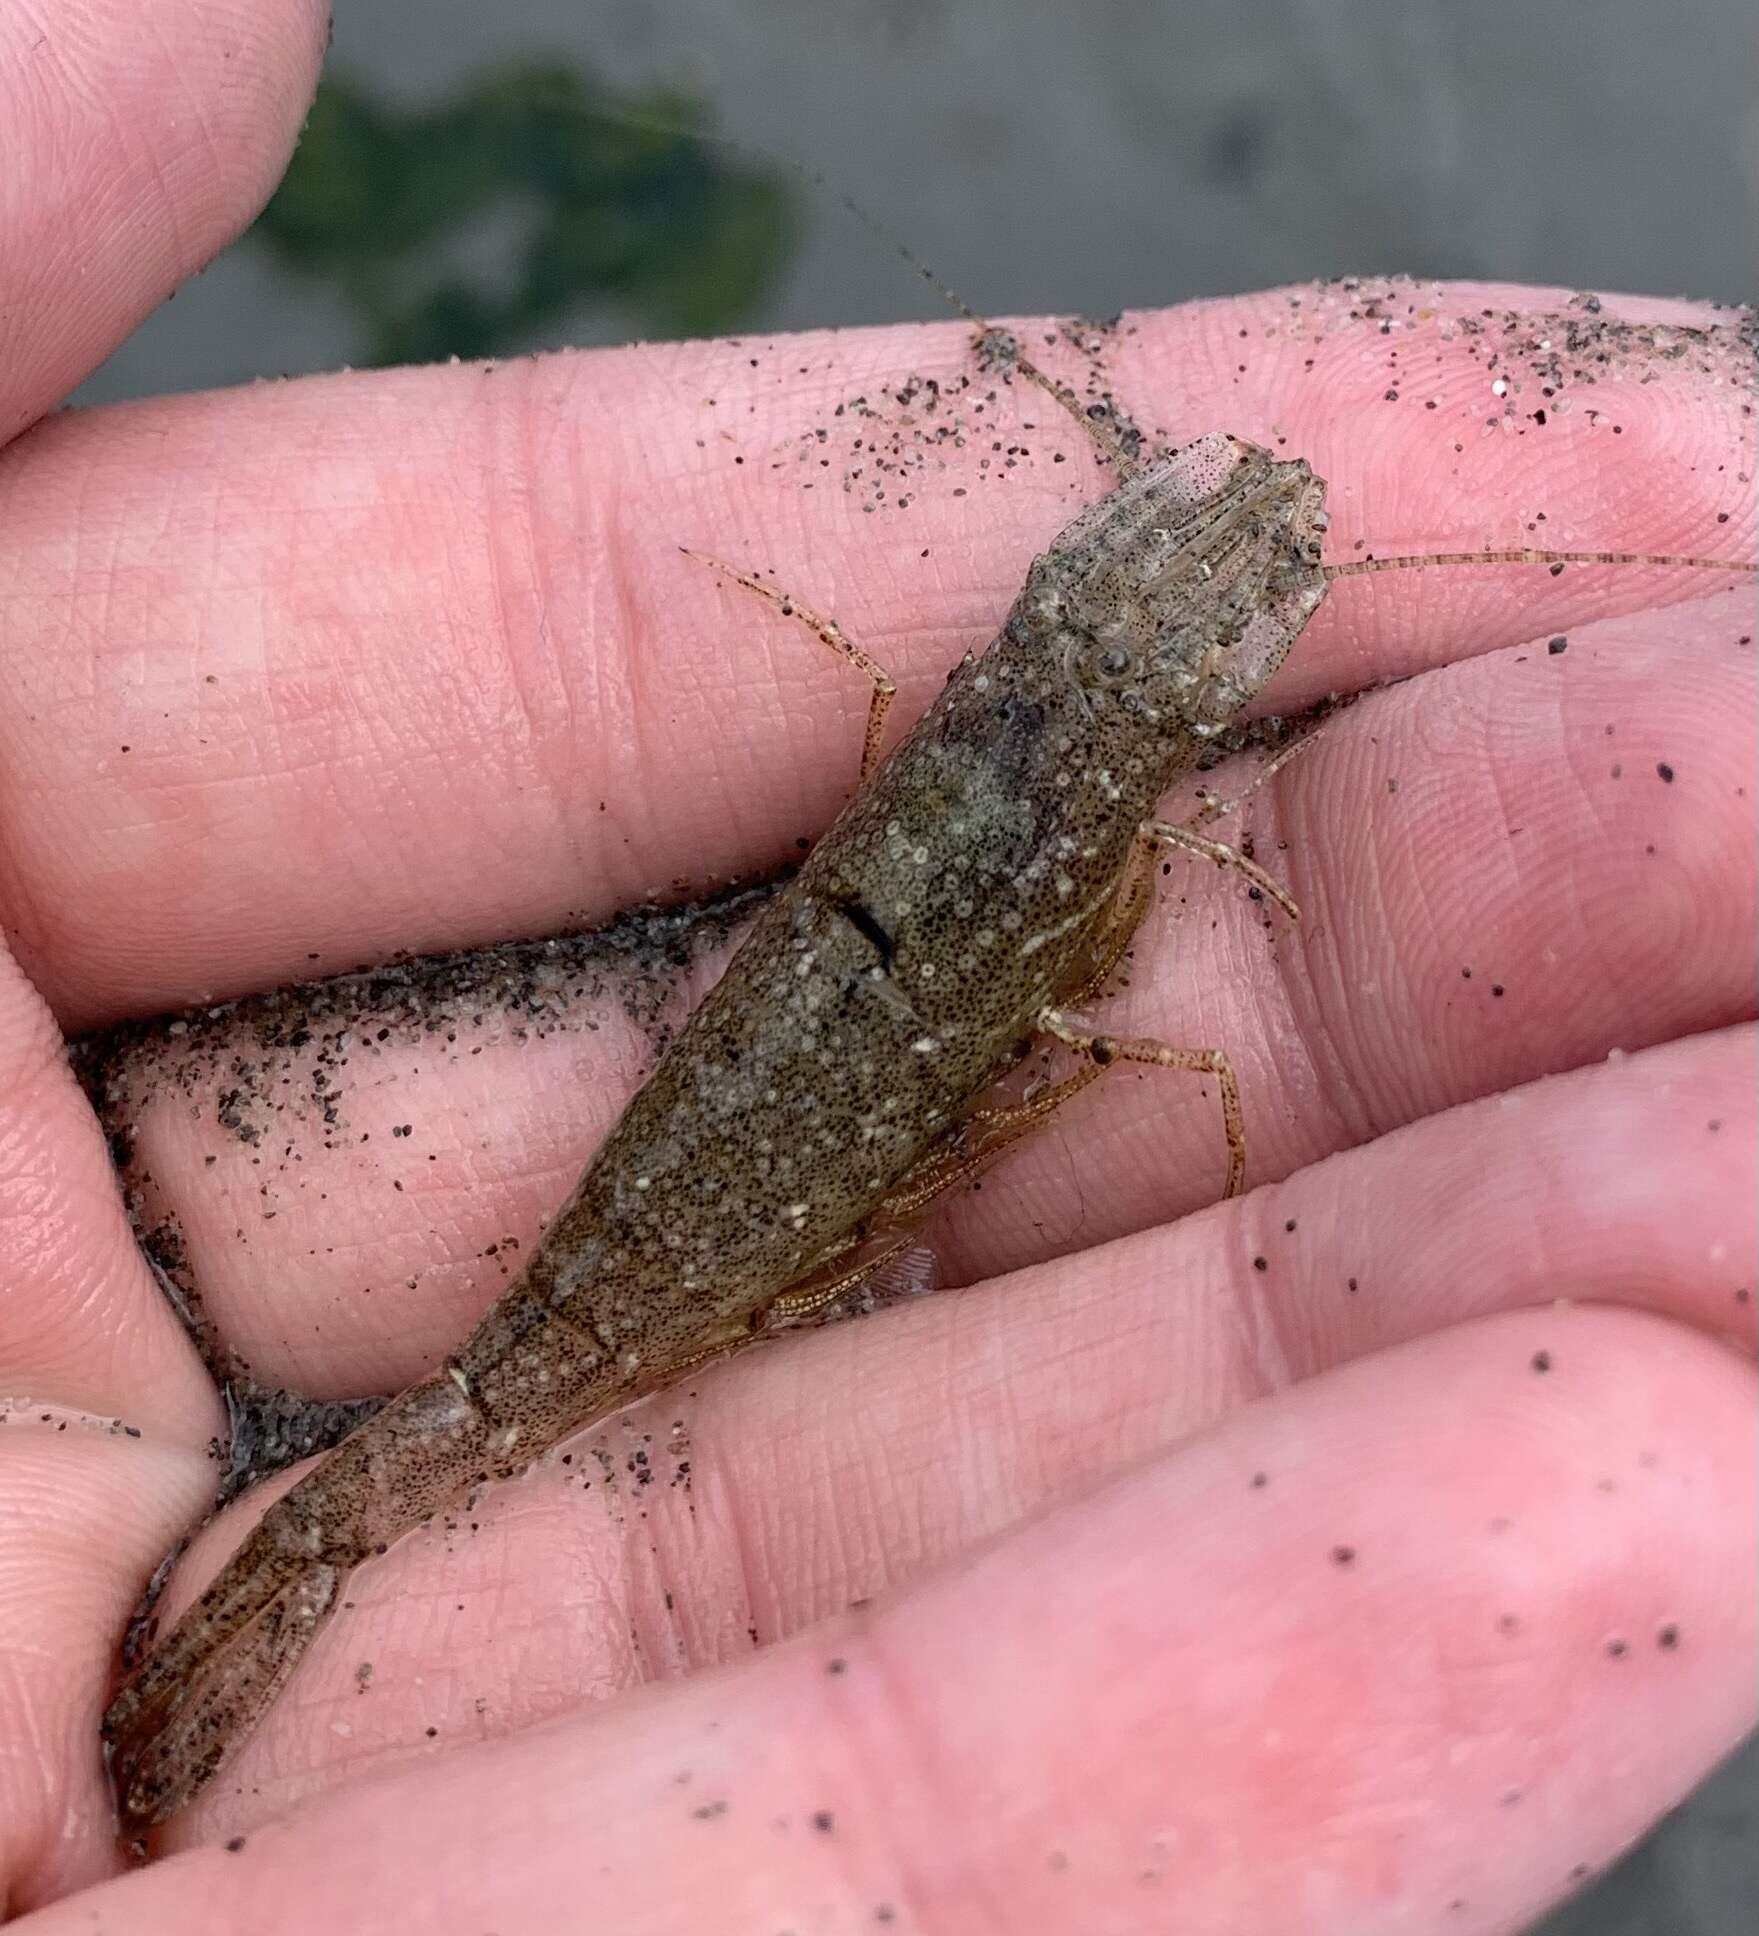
[1401, 700, 1503, 1083]
[473, 366, 571, 848]
[556, 399, 634, 884]
[1374, 676, 1493, 1099]
[257, 437, 316, 765]
[1635, 406, 1727, 553]
[0, 981, 169, 1419]
[513, 369, 593, 887]
[1230, 1196, 1307, 1399]
[597, 482, 670, 893]
[851, 1572, 1035, 1936]
[152, 6, 227, 253]
[690, 1411, 779, 1667]
[1552, 638, 1738, 1031]
[0, 642, 93, 983]
[1225, 760, 1335, 1167]
[2, 19, 84, 260]
[1523, 650, 1630, 1033]
[130, 16, 192, 278]
[1476, 663, 1542, 897]
[787, 1385, 902, 1616]
[1549, 625, 1632, 862]
[29, 1239, 115, 1380]
[18, 38, 149, 431]
[1483, 1101, 1572, 1314]
[911, 1319, 998, 1545]
[1263, 750, 1384, 1163]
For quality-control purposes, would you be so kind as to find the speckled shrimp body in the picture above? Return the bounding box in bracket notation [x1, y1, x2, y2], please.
[102, 358, 1758, 1833]
[101, 429, 1333, 1831]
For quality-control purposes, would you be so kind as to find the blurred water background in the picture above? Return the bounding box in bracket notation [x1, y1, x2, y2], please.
[79, 0, 1753, 404]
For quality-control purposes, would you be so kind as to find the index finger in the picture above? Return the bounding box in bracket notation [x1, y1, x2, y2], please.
[0, 280, 1749, 1027]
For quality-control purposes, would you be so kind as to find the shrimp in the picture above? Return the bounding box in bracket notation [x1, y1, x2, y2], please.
[101, 322, 1756, 1832]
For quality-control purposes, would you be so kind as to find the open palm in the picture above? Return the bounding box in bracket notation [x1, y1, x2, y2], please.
[1, 4, 1754, 1931]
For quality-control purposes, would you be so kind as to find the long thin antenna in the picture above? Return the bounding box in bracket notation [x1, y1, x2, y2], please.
[810, 181, 1142, 472]
[586, 100, 1143, 472]
[589, 100, 1754, 577]
[1326, 546, 1757, 580]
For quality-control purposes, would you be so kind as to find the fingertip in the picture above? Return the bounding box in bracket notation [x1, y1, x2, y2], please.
[0, 0, 332, 438]
[0, 940, 218, 1436]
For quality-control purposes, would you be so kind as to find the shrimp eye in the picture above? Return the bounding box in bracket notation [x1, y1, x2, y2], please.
[1080, 636, 1138, 688]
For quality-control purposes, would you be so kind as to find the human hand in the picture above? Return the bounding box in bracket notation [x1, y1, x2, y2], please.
[2, 3, 1754, 1930]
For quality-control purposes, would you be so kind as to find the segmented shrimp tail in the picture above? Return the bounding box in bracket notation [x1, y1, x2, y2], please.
[103, 1367, 512, 1832]
[103, 1535, 340, 1833]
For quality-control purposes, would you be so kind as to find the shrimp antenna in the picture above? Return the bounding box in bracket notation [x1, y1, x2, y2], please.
[589, 102, 1755, 574]
[583, 100, 1143, 469]
[1324, 544, 1757, 582]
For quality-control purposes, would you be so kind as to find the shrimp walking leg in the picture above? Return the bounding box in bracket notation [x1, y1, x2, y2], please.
[865, 1064, 1111, 1225]
[1146, 820, 1300, 922]
[1043, 801, 1290, 1018]
[678, 547, 897, 783]
[1154, 729, 1318, 918]
[763, 1060, 1124, 1331]
[1036, 1007, 1248, 1199]
[759, 1231, 925, 1328]
[1187, 722, 1323, 830]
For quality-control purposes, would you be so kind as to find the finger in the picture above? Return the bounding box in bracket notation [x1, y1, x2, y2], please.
[95, 1029, 1753, 1848]
[54, 1303, 1757, 1934]
[0, 1415, 210, 1910]
[0, 939, 213, 1432]
[1154, 284, 1757, 703]
[0, 0, 328, 442]
[0, 284, 1747, 1026]
[948, 585, 1757, 1274]
[0, 935, 219, 1901]
[96, 599, 1754, 1393]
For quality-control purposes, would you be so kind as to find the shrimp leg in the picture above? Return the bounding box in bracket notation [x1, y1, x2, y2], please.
[680, 548, 897, 784]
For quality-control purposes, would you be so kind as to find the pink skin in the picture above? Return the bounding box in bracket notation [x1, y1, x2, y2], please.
[0, 1, 1754, 1928]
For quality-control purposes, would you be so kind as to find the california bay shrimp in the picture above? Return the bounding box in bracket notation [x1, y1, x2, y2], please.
[102, 310, 1757, 1832]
